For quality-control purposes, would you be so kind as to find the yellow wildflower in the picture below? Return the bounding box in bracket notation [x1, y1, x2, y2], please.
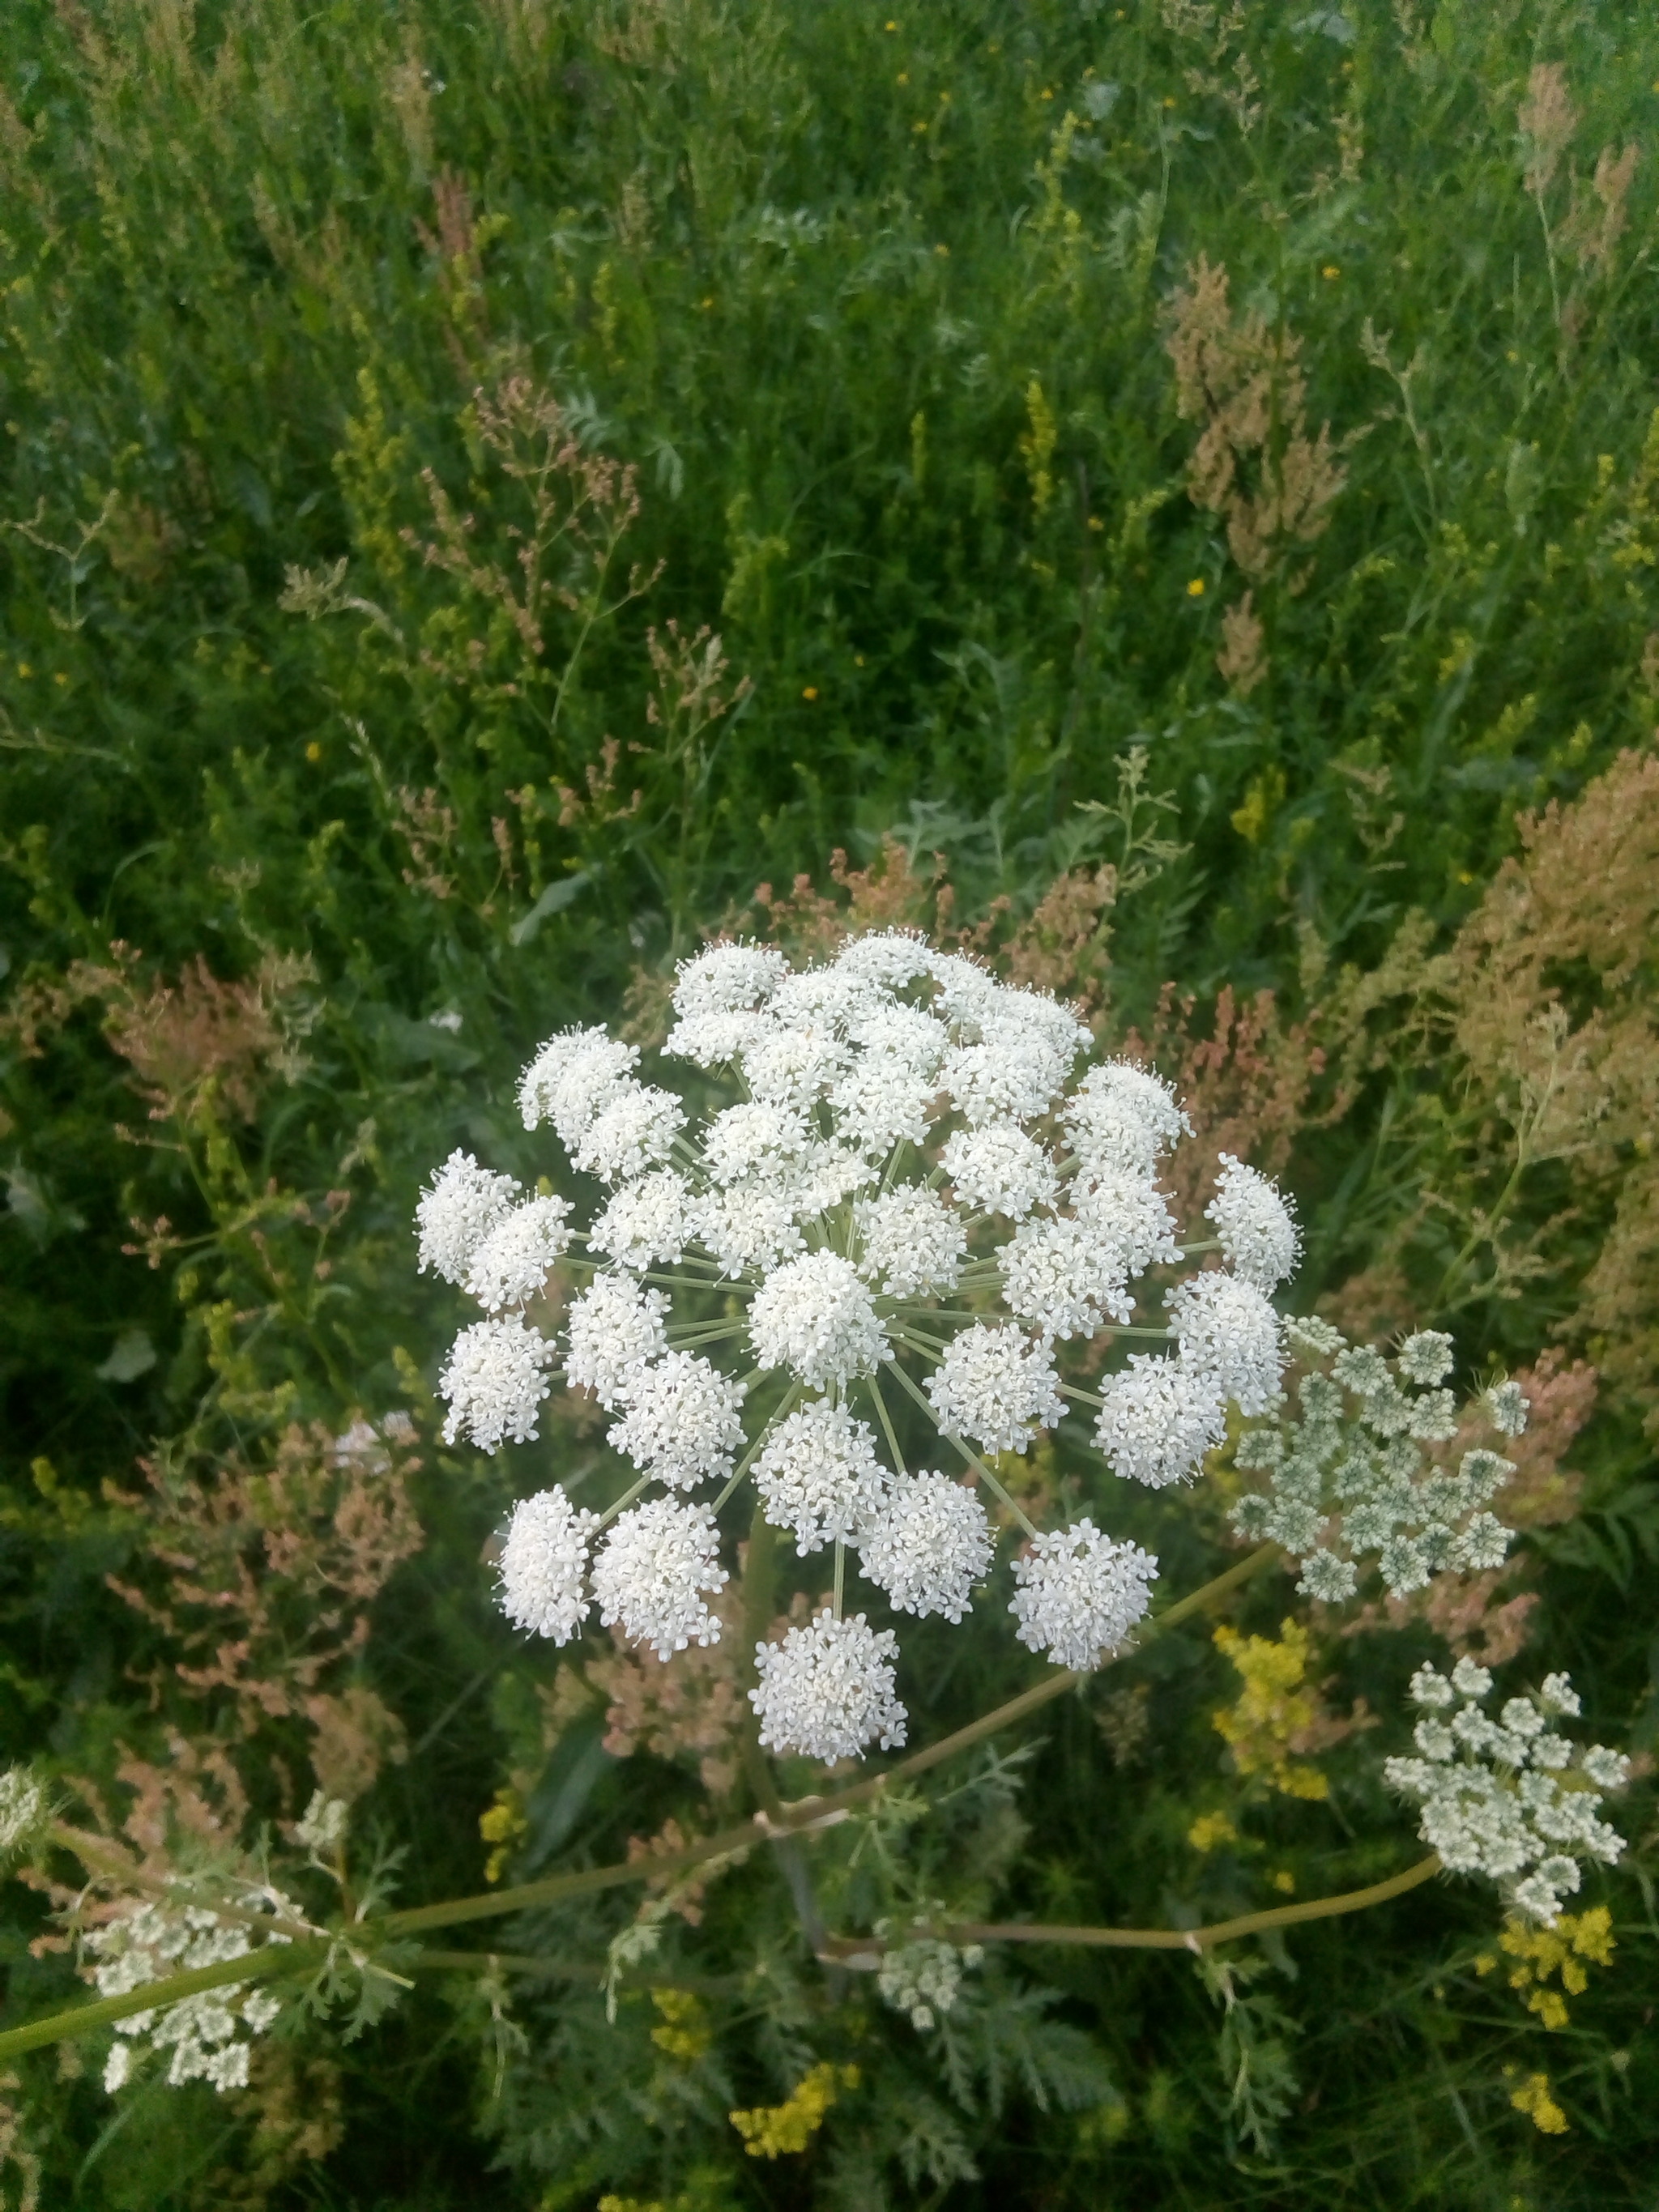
[1496, 1907, 1615, 2030]
[649, 1988, 710, 2063]
[1188, 1811, 1239, 1853]
[731, 2062, 859, 2158]
[1510, 2072, 1569, 2134]
[1210, 1618, 1330, 1799]
[479, 1787, 528, 1884]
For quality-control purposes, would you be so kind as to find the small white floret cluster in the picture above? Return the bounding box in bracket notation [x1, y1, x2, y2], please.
[1231, 1321, 1521, 1602]
[876, 1920, 984, 2031]
[420, 931, 1310, 1760]
[1384, 1660, 1629, 1925]
[89, 1892, 295, 2095]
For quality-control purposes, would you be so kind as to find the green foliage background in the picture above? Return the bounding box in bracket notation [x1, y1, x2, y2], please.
[1, 0, 1657, 2205]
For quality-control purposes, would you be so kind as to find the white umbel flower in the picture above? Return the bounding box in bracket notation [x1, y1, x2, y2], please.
[940, 1123, 1058, 1220]
[750, 1609, 908, 1760]
[1064, 1061, 1190, 1177]
[859, 1473, 992, 1622]
[1167, 1272, 1286, 1415]
[1206, 1155, 1301, 1289]
[1070, 1171, 1181, 1274]
[855, 1185, 966, 1298]
[748, 1251, 888, 1387]
[741, 1025, 849, 1110]
[498, 1487, 599, 1642]
[700, 1100, 810, 1183]
[607, 1352, 747, 1488]
[925, 1323, 1064, 1454]
[753, 1400, 889, 1552]
[1000, 1216, 1132, 1339]
[1009, 1522, 1158, 1670]
[416, 1149, 521, 1284]
[439, 1317, 557, 1450]
[591, 1498, 727, 1659]
[834, 927, 936, 991]
[830, 1053, 938, 1157]
[693, 1178, 807, 1277]
[1094, 1355, 1226, 1488]
[589, 1170, 690, 1272]
[671, 940, 788, 1021]
[518, 1028, 638, 1144]
[565, 1275, 668, 1407]
[570, 1080, 685, 1183]
[463, 1195, 574, 1311]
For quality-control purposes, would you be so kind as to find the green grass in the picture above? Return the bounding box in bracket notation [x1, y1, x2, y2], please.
[2, 1, 1657, 2205]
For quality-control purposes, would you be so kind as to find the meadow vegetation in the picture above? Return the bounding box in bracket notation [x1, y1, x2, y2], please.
[1, 0, 1657, 2205]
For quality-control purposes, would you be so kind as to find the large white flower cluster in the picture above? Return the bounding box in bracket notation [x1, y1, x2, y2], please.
[420, 931, 1307, 1760]
[1384, 1660, 1628, 1925]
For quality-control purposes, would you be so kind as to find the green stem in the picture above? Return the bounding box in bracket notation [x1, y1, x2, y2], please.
[880, 1357, 1038, 1537]
[0, 1547, 1283, 2061]
[819, 1854, 1443, 1960]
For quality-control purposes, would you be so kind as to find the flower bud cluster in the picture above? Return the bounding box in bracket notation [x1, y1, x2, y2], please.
[1231, 1320, 1521, 1602]
[1384, 1660, 1628, 1924]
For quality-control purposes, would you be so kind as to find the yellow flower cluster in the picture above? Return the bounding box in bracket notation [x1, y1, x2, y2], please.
[649, 1988, 710, 2063]
[729, 2062, 859, 2158]
[1211, 1618, 1329, 1800]
[1475, 1906, 1615, 2031]
[478, 1787, 528, 1885]
[1508, 2071, 1570, 2134]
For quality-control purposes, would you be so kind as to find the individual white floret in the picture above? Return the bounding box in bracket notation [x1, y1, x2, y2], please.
[1397, 1331, 1456, 1387]
[1000, 1215, 1132, 1338]
[1297, 1549, 1358, 1602]
[1410, 1664, 1456, 1709]
[463, 1195, 574, 1311]
[698, 1100, 810, 1183]
[0, 1768, 51, 1856]
[1167, 1272, 1285, 1416]
[846, 999, 949, 1073]
[943, 1030, 1072, 1126]
[855, 1185, 966, 1298]
[1093, 1354, 1226, 1488]
[1484, 1379, 1529, 1437]
[497, 1486, 599, 1642]
[1448, 1512, 1512, 1572]
[769, 966, 883, 1035]
[591, 1498, 727, 1660]
[1069, 1171, 1181, 1274]
[671, 940, 789, 1021]
[589, 1170, 690, 1271]
[1538, 1672, 1581, 1718]
[830, 1054, 939, 1157]
[693, 1180, 806, 1278]
[416, 1149, 521, 1284]
[1009, 1521, 1158, 1670]
[1405, 1389, 1460, 1443]
[1452, 1655, 1494, 1699]
[925, 1323, 1064, 1454]
[439, 1317, 557, 1450]
[518, 1028, 638, 1145]
[607, 1352, 747, 1488]
[570, 1080, 685, 1183]
[753, 1400, 889, 1553]
[1064, 1061, 1191, 1177]
[779, 1141, 874, 1220]
[666, 1006, 774, 1067]
[925, 950, 1004, 1032]
[740, 1026, 849, 1110]
[858, 1473, 992, 1622]
[834, 928, 936, 991]
[940, 1123, 1058, 1220]
[564, 1275, 668, 1407]
[1582, 1745, 1631, 1791]
[1205, 1154, 1301, 1290]
[748, 1251, 889, 1387]
[749, 1609, 907, 1760]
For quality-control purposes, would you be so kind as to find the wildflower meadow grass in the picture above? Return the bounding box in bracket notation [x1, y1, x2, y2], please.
[1, 2, 1657, 2206]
